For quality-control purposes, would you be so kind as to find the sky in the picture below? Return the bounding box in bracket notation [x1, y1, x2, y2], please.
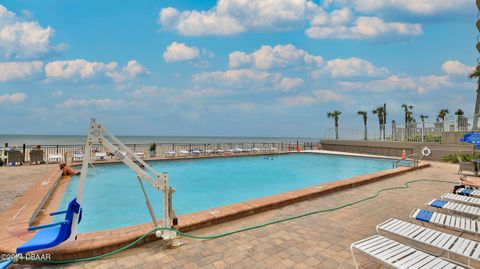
[0, 0, 477, 137]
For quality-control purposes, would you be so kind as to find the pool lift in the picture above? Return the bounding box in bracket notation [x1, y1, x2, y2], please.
[0, 118, 178, 269]
[71, 118, 178, 241]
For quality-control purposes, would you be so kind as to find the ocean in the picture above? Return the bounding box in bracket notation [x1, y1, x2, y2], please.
[0, 134, 318, 146]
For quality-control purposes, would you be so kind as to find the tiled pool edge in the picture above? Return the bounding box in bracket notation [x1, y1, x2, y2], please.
[0, 160, 431, 262]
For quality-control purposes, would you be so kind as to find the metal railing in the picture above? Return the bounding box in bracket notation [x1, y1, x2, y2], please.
[392, 154, 419, 169]
[0, 141, 321, 164]
[324, 115, 480, 143]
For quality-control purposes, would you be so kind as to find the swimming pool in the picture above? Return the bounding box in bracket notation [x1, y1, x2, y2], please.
[57, 153, 394, 233]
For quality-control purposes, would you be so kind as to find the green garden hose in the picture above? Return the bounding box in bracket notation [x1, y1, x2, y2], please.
[27, 179, 457, 264]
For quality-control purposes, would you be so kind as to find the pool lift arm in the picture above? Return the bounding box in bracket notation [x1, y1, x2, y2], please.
[71, 118, 177, 242]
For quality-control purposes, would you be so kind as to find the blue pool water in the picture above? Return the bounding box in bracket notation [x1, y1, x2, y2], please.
[57, 153, 394, 233]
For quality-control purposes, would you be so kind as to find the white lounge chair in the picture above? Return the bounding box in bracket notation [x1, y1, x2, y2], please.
[269, 147, 278, 152]
[427, 199, 480, 219]
[377, 218, 480, 266]
[95, 152, 107, 160]
[135, 152, 144, 158]
[442, 193, 480, 207]
[351, 235, 465, 269]
[177, 150, 189, 156]
[252, 147, 261, 152]
[190, 149, 201, 155]
[204, 149, 213, 155]
[411, 208, 480, 238]
[47, 154, 64, 163]
[233, 148, 243, 153]
[226, 149, 235, 154]
[165, 151, 176, 157]
[457, 188, 480, 198]
[214, 149, 224, 154]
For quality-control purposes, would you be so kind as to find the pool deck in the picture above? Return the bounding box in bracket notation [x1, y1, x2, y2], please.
[0, 154, 461, 268]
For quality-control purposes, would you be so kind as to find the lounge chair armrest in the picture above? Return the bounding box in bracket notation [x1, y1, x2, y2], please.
[28, 220, 69, 231]
[49, 210, 68, 216]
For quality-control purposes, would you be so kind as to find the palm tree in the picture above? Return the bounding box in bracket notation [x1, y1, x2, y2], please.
[401, 104, 413, 138]
[455, 109, 465, 131]
[357, 111, 368, 140]
[420, 115, 428, 142]
[327, 110, 342, 140]
[372, 107, 385, 140]
[437, 109, 449, 130]
[469, 69, 480, 130]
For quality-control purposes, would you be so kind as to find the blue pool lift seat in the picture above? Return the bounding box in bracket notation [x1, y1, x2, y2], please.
[16, 198, 82, 254]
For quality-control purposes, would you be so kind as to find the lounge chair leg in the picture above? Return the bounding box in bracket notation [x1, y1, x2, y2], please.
[350, 246, 360, 269]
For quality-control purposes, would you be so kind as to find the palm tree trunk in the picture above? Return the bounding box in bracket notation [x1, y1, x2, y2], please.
[335, 120, 339, 140]
[474, 80, 480, 130]
[364, 124, 367, 140]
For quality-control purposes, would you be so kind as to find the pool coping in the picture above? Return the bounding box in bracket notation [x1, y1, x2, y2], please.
[0, 152, 431, 261]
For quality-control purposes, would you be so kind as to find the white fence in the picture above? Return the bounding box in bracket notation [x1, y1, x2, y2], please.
[324, 114, 480, 142]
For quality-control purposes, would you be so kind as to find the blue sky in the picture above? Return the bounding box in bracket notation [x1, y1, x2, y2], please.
[0, 0, 477, 137]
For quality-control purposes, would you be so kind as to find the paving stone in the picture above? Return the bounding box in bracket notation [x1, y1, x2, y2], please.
[6, 161, 460, 269]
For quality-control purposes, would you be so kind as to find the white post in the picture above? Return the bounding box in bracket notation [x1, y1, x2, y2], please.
[70, 118, 94, 240]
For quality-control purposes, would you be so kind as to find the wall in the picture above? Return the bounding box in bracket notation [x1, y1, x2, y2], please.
[320, 140, 474, 161]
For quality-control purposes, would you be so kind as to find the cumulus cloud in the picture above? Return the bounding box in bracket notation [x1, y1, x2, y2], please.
[163, 42, 200, 62]
[442, 60, 475, 77]
[338, 60, 475, 94]
[194, 68, 303, 92]
[107, 60, 149, 83]
[277, 89, 345, 107]
[336, 0, 471, 16]
[45, 59, 148, 83]
[0, 5, 64, 59]
[57, 98, 125, 109]
[158, 0, 317, 36]
[338, 75, 452, 94]
[306, 12, 422, 40]
[0, 61, 43, 81]
[229, 44, 323, 69]
[311, 57, 388, 78]
[45, 59, 117, 80]
[0, 92, 27, 104]
[279, 77, 304, 91]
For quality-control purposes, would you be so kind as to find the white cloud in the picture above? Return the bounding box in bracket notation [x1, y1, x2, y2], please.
[338, 60, 475, 94]
[442, 60, 474, 77]
[0, 5, 63, 59]
[306, 14, 422, 40]
[45, 59, 117, 80]
[0, 61, 43, 81]
[0, 92, 27, 104]
[311, 57, 388, 78]
[57, 98, 125, 109]
[336, 0, 471, 16]
[277, 89, 345, 107]
[107, 60, 149, 83]
[313, 89, 345, 102]
[158, 0, 318, 36]
[279, 77, 304, 91]
[45, 59, 148, 83]
[163, 42, 200, 62]
[194, 68, 303, 92]
[194, 69, 281, 88]
[338, 75, 452, 94]
[229, 44, 323, 69]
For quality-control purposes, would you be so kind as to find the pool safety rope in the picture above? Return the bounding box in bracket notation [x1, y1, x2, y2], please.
[12, 179, 459, 265]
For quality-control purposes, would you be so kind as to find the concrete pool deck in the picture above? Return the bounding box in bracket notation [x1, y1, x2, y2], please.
[0, 155, 459, 268]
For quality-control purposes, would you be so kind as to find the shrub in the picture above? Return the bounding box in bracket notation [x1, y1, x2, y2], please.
[149, 142, 156, 152]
